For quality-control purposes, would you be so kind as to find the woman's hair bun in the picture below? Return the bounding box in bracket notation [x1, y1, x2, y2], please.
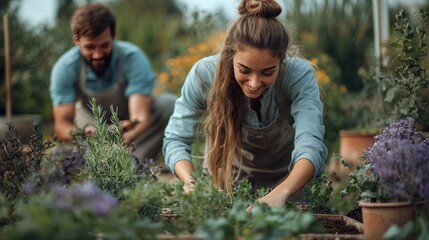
[238, 0, 282, 18]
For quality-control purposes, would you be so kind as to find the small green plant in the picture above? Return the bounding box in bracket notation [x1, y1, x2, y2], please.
[303, 174, 334, 214]
[196, 201, 324, 240]
[339, 158, 378, 211]
[171, 169, 234, 233]
[383, 213, 429, 240]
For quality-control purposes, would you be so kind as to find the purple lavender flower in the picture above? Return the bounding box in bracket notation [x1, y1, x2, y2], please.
[50, 182, 118, 216]
[52, 185, 73, 210]
[363, 117, 429, 202]
[71, 181, 98, 202]
[89, 193, 118, 216]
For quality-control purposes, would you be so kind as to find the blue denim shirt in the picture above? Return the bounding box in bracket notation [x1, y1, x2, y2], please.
[50, 41, 156, 106]
[163, 55, 327, 177]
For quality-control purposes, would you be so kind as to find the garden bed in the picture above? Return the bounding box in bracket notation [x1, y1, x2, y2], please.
[300, 214, 364, 240]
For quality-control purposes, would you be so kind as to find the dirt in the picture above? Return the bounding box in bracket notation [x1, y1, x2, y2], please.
[317, 217, 361, 234]
[345, 207, 363, 223]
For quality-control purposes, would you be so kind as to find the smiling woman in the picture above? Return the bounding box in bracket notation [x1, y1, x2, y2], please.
[163, 0, 327, 211]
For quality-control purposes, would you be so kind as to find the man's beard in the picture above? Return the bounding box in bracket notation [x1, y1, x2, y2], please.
[86, 54, 112, 78]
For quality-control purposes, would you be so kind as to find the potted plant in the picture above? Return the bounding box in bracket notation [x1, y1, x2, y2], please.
[346, 117, 429, 240]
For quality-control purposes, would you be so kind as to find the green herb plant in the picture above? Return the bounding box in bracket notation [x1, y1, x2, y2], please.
[196, 201, 324, 240]
[303, 174, 334, 214]
[383, 213, 429, 240]
[171, 169, 235, 233]
[380, 8, 429, 129]
[339, 159, 377, 210]
[82, 98, 153, 199]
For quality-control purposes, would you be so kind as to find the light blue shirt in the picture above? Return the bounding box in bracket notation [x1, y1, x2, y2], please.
[163, 55, 327, 176]
[50, 41, 156, 106]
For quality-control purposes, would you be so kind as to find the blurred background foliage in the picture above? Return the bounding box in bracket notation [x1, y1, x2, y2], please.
[1, 0, 428, 157]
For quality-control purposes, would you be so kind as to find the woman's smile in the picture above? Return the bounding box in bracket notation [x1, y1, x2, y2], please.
[233, 46, 280, 99]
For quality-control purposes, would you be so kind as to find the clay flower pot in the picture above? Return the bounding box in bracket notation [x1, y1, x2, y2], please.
[327, 130, 375, 177]
[359, 200, 429, 240]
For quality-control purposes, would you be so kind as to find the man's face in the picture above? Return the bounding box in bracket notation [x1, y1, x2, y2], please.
[73, 28, 113, 76]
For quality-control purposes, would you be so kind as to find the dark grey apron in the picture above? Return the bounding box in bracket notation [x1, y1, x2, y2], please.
[237, 76, 295, 190]
[75, 47, 129, 127]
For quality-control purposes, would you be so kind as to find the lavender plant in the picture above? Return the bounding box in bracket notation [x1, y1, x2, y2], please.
[362, 117, 429, 202]
[3, 182, 160, 239]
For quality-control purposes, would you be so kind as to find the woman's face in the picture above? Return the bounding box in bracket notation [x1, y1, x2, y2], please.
[233, 46, 280, 99]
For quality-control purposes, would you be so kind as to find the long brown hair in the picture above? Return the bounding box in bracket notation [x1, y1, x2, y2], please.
[204, 0, 290, 193]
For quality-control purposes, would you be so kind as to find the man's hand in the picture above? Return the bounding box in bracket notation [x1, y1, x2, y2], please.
[84, 125, 96, 137]
[120, 118, 147, 145]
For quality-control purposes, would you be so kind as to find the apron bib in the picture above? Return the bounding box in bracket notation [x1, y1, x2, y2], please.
[238, 76, 295, 189]
[75, 47, 129, 127]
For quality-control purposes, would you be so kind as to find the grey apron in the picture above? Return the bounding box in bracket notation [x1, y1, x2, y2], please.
[75, 48, 129, 127]
[237, 76, 295, 190]
[74, 48, 177, 159]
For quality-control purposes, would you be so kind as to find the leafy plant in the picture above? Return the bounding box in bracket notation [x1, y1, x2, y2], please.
[380, 8, 429, 130]
[117, 179, 167, 222]
[196, 201, 324, 240]
[384, 213, 429, 240]
[340, 159, 377, 210]
[171, 169, 234, 233]
[303, 174, 334, 214]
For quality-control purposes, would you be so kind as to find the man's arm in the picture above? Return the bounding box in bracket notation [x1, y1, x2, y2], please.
[53, 103, 76, 141]
[121, 94, 152, 145]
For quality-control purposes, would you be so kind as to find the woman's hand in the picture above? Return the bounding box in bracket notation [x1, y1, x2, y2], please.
[257, 191, 288, 208]
[174, 160, 195, 194]
[182, 181, 195, 194]
[246, 190, 288, 214]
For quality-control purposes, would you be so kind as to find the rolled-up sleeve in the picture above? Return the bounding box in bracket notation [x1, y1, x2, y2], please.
[163, 57, 215, 175]
[286, 59, 328, 177]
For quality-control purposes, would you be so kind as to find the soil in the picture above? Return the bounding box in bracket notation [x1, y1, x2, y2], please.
[317, 217, 361, 234]
[345, 207, 363, 223]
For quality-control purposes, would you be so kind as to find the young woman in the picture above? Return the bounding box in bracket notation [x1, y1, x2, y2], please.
[163, 0, 327, 208]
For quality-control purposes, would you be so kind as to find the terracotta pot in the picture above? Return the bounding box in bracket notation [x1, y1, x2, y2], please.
[0, 114, 42, 144]
[359, 200, 429, 240]
[328, 131, 375, 177]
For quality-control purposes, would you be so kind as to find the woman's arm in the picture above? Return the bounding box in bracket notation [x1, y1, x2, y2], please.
[174, 160, 195, 193]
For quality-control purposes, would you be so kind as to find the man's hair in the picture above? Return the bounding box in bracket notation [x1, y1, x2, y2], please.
[71, 3, 116, 39]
